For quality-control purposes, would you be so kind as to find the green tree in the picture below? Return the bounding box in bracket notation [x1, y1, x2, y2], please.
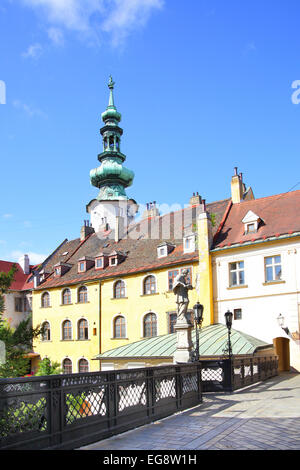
[35, 357, 62, 376]
[0, 264, 43, 378]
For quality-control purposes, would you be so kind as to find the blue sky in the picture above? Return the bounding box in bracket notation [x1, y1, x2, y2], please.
[0, 0, 300, 264]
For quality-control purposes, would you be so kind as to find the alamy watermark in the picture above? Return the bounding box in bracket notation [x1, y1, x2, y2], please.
[291, 80, 300, 104]
[0, 80, 6, 104]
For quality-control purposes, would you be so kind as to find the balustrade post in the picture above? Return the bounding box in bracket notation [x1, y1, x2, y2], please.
[175, 365, 182, 409]
[146, 368, 154, 418]
[107, 372, 117, 429]
[49, 377, 63, 448]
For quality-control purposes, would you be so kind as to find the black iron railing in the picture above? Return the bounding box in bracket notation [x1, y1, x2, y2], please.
[201, 355, 278, 392]
[0, 363, 202, 450]
[0, 355, 278, 450]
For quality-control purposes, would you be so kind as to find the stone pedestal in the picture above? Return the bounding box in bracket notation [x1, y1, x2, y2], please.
[173, 321, 193, 364]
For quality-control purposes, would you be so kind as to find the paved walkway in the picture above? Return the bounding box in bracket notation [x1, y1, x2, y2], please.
[79, 372, 300, 451]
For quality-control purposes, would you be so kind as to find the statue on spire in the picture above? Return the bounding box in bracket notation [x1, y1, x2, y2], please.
[108, 75, 115, 89]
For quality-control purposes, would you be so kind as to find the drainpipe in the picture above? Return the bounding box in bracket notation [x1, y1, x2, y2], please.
[98, 281, 102, 371]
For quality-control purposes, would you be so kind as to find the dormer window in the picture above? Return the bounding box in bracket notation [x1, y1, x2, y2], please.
[78, 262, 85, 273]
[95, 252, 109, 270]
[53, 262, 72, 277]
[242, 210, 263, 235]
[108, 250, 126, 267]
[183, 234, 196, 253]
[110, 257, 117, 266]
[157, 242, 175, 258]
[246, 223, 256, 234]
[54, 267, 61, 277]
[77, 256, 94, 273]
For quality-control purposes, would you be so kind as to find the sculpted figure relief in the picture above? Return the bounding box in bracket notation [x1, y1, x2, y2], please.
[172, 269, 193, 324]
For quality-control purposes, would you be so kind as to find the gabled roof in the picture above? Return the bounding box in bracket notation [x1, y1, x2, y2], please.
[0, 260, 33, 291]
[213, 190, 300, 250]
[35, 199, 230, 290]
[95, 323, 273, 360]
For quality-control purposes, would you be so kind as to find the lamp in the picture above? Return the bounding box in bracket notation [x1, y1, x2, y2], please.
[193, 302, 204, 326]
[193, 302, 204, 362]
[224, 310, 233, 359]
[224, 310, 233, 332]
[277, 313, 284, 328]
[277, 313, 290, 335]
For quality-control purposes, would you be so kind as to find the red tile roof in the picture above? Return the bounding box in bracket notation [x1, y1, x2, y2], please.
[35, 199, 230, 290]
[0, 260, 33, 291]
[213, 190, 300, 249]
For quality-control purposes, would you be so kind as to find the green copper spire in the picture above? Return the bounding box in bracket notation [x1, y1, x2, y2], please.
[90, 77, 134, 201]
[108, 75, 115, 107]
[101, 75, 121, 124]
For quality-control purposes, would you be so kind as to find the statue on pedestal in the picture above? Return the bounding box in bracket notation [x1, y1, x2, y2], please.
[172, 269, 193, 324]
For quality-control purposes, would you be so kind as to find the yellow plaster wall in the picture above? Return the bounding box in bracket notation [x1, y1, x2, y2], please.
[100, 262, 203, 353]
[32, 281, 101, 372]
[197, 213, 214, 325]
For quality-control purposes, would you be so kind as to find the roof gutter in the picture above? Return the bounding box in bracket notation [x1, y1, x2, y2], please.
[211, 231, 300, 253]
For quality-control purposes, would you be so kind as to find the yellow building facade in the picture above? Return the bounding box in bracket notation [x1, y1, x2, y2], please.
[32, 259, 207, 373]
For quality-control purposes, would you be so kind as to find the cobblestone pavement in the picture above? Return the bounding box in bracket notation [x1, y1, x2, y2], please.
[79, 372, 300, 451]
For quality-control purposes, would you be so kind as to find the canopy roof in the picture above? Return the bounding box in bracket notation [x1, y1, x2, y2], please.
[95, 323, 273, 360]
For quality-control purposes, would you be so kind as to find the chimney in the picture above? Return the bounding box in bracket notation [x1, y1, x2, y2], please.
[80, 220, 95, 241]
[115, 215, 125, 243]
[19, 254, 30, 275]
[231, 167, 244, 204]
[189, 193, 202, 206]
[142, 201, 160, 219]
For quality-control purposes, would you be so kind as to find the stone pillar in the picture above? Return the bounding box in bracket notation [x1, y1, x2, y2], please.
[173, 320, 193, 364]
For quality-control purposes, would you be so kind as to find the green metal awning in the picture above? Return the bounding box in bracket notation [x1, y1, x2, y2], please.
[94, 324, 273, 360]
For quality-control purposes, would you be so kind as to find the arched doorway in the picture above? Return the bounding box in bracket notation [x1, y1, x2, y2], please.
[273, 337, 290, 371]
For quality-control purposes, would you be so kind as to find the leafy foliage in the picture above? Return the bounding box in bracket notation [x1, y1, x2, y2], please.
[0, 264, 43, 378]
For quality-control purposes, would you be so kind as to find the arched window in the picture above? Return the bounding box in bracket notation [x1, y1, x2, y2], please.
[78, 286, 88, 303]
[143, 275, 156, 295]
[62, 320, 72, 340]
[143, 312, 157, 338]
[113, 315, 126, 338]
[63, 358, 72, 374]
[114, 280, 125, 298]
[41, 292, 50, 308]
[62, 288, 71, 305]
[78, 358, 89, 373]
[41, 321, 50, 341]
[78, 319, 88, 340]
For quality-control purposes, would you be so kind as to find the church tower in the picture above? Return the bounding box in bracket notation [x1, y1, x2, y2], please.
[87, 77, 138, 236]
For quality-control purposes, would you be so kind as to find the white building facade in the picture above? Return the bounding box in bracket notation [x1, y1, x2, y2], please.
[211, 184, 300, 372]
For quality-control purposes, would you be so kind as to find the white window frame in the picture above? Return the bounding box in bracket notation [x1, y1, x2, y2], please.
[229, 261, 245, 287]
[265, 255, 282, 282]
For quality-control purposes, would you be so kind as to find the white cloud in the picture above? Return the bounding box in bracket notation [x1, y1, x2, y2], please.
[2, 214, 13, 219]
[19, 0, 164, 45]
[22, 42, 43, 59]
[102, 0, 164, 45]
[13, 99, 47, 118]
[11, 250, 47, 265]
[47, 26, 64, 45]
